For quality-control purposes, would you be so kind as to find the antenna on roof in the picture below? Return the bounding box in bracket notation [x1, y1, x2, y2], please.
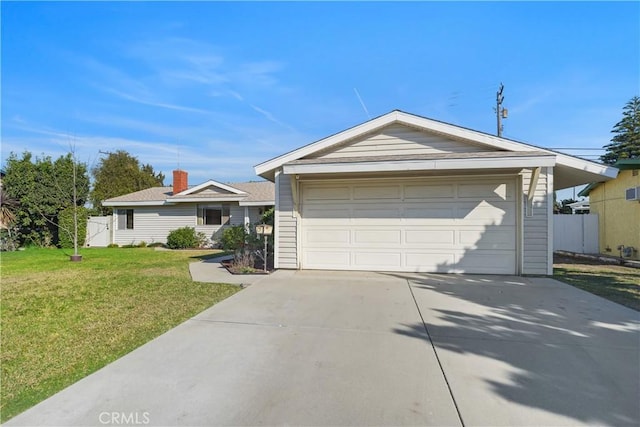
[354, 88, 371, 119]
[177, 143, 181, 170]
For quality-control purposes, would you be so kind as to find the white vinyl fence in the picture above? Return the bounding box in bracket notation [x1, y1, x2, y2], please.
[553, 214, 598, 254]
[86, 216, 112, 247]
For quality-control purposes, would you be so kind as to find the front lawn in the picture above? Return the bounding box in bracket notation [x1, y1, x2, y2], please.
[0, 247, 240, 422]
[553, 255, 640, 311]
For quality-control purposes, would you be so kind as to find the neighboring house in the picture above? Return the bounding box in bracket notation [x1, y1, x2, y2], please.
[102, 170, 274, 246]
[255, 110, 617, 275]
[578, 158, 640, 260]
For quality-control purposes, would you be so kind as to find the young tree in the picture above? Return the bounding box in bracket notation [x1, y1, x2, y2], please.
[91, 150, 165, 215]
[600, 96, 640, 165]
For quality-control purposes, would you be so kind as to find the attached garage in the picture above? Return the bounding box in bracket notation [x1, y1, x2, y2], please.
[300, 176, 517, 274]
[255, 110, 617, 276]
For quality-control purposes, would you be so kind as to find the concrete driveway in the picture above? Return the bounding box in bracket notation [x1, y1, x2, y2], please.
[7, 271, 640, 426]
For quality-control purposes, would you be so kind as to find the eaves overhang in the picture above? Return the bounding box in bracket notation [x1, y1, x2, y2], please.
[165, 196, 246, 203]
[283, 152, 556, 176]
[102, 201, 167, 207]
[254, 110, 619, 189]
[239, 200, 275, 206]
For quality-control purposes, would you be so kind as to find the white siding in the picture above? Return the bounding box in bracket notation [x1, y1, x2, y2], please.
[522, 168, 550, 275]
[276, 171, 298, 269]
[310, 124, 497, 159]
[114, 204, 249, 246]
[114, 205, 195, 245]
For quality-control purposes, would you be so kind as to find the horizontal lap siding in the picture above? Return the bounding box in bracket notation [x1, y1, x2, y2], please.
[522, 168, 550, 275]
[115, 204, 249, 246]
[114, 205, 195, 245]
[276, 172, 298, 269]
[311, 124, 495, 159]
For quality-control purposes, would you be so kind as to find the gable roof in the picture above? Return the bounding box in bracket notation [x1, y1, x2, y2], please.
[578, 158, 639, 197]
[254, 110, 617, 190]
[103, 180, 274, 207]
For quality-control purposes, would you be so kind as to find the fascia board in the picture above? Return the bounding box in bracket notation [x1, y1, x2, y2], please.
[166, 197, 245, 203]
[239, 200, 275, 206]
[102, 201, 168, 207]
[554, 153, 618, 179]
[256, 109, 615, 181]
[254, 113, 398, 176]
[283, 156, 556, 175]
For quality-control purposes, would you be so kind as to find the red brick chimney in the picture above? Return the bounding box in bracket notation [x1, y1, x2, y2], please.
[173, 170, 188, 194]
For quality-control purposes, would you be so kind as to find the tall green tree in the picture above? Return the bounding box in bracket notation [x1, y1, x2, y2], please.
[600, 96, 640, 165]
[91, 150, 165, 215]
[3, 151, 90, 247]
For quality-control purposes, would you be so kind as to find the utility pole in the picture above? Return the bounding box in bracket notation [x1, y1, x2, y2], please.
[496, 83, 508, 137]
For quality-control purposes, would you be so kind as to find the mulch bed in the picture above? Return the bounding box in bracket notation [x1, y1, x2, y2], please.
[221, 257, 274, 275]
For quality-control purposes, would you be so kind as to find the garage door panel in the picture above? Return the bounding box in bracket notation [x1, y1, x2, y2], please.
[455, 252, 516, 274]
[301, 177, 517, 274]
[404, 207, 455, 219]
[353, 185, 401, 200]
[456, 207, 515, 225]
[405, 229, 455, 245]
[304, 251, 351, 268]
[352, 207, 401, 219]
[405, 252, 457, 271]
[353, 229, 401, 244]
[303, 207, 352, 221]
[458, 228, 516, 250]
[304, 186, 351, 201]
[458, 182, 513, 200]
[404, 184, 455, 199]
[306, 229, 350, 245]
[353, 252, 402, 268]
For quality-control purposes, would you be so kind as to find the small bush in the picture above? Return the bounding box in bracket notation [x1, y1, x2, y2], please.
[107, 243, 119, 248]
[167, 227, 201, 249]
[220, 226, 248, 251]
[137, 241, 147, 248]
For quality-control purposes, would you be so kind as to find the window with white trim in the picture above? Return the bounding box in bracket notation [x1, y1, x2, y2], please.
[117, 209, 134, 230]
[197, 205, 230, 226]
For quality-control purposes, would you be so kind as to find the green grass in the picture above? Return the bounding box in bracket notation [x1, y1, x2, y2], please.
[0, 247, 240, 422]
[554, 256, 640, 311]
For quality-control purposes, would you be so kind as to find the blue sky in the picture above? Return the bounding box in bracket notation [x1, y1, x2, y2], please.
[2, 1, 638, 199]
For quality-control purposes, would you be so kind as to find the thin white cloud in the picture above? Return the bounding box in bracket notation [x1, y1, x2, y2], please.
[104, 88, 213, 115]
[249, 104, 295, 132]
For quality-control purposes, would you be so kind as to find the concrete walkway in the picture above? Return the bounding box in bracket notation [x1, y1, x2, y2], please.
[188, 255, 270, 286]
[6, 271, 640, 426]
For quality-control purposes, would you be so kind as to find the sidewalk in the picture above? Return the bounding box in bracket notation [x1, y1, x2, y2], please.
[188, 255, 271, 286]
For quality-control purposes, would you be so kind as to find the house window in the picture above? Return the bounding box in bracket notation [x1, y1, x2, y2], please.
[117, 209, 134, 230]
[197, 205, 230, 226]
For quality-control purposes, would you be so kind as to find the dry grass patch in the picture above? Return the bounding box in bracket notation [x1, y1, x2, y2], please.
[554, 255, 640, 311]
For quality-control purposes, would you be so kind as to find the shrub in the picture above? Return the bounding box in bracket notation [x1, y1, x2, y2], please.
[166, 227, 201, 249]
[220, 226, 248, 251]
[57, 206, 88, 249]
[137, 241, 147, 248]
[107, 243, 119, 248]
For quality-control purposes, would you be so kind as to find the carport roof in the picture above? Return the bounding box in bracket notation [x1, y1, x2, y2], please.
[254, 110, 617, 190]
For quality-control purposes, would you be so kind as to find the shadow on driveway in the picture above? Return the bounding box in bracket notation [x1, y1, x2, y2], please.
[385, 273, 640, 426]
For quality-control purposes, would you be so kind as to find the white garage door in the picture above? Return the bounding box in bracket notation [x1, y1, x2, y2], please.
[300, 177, 517, 274]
